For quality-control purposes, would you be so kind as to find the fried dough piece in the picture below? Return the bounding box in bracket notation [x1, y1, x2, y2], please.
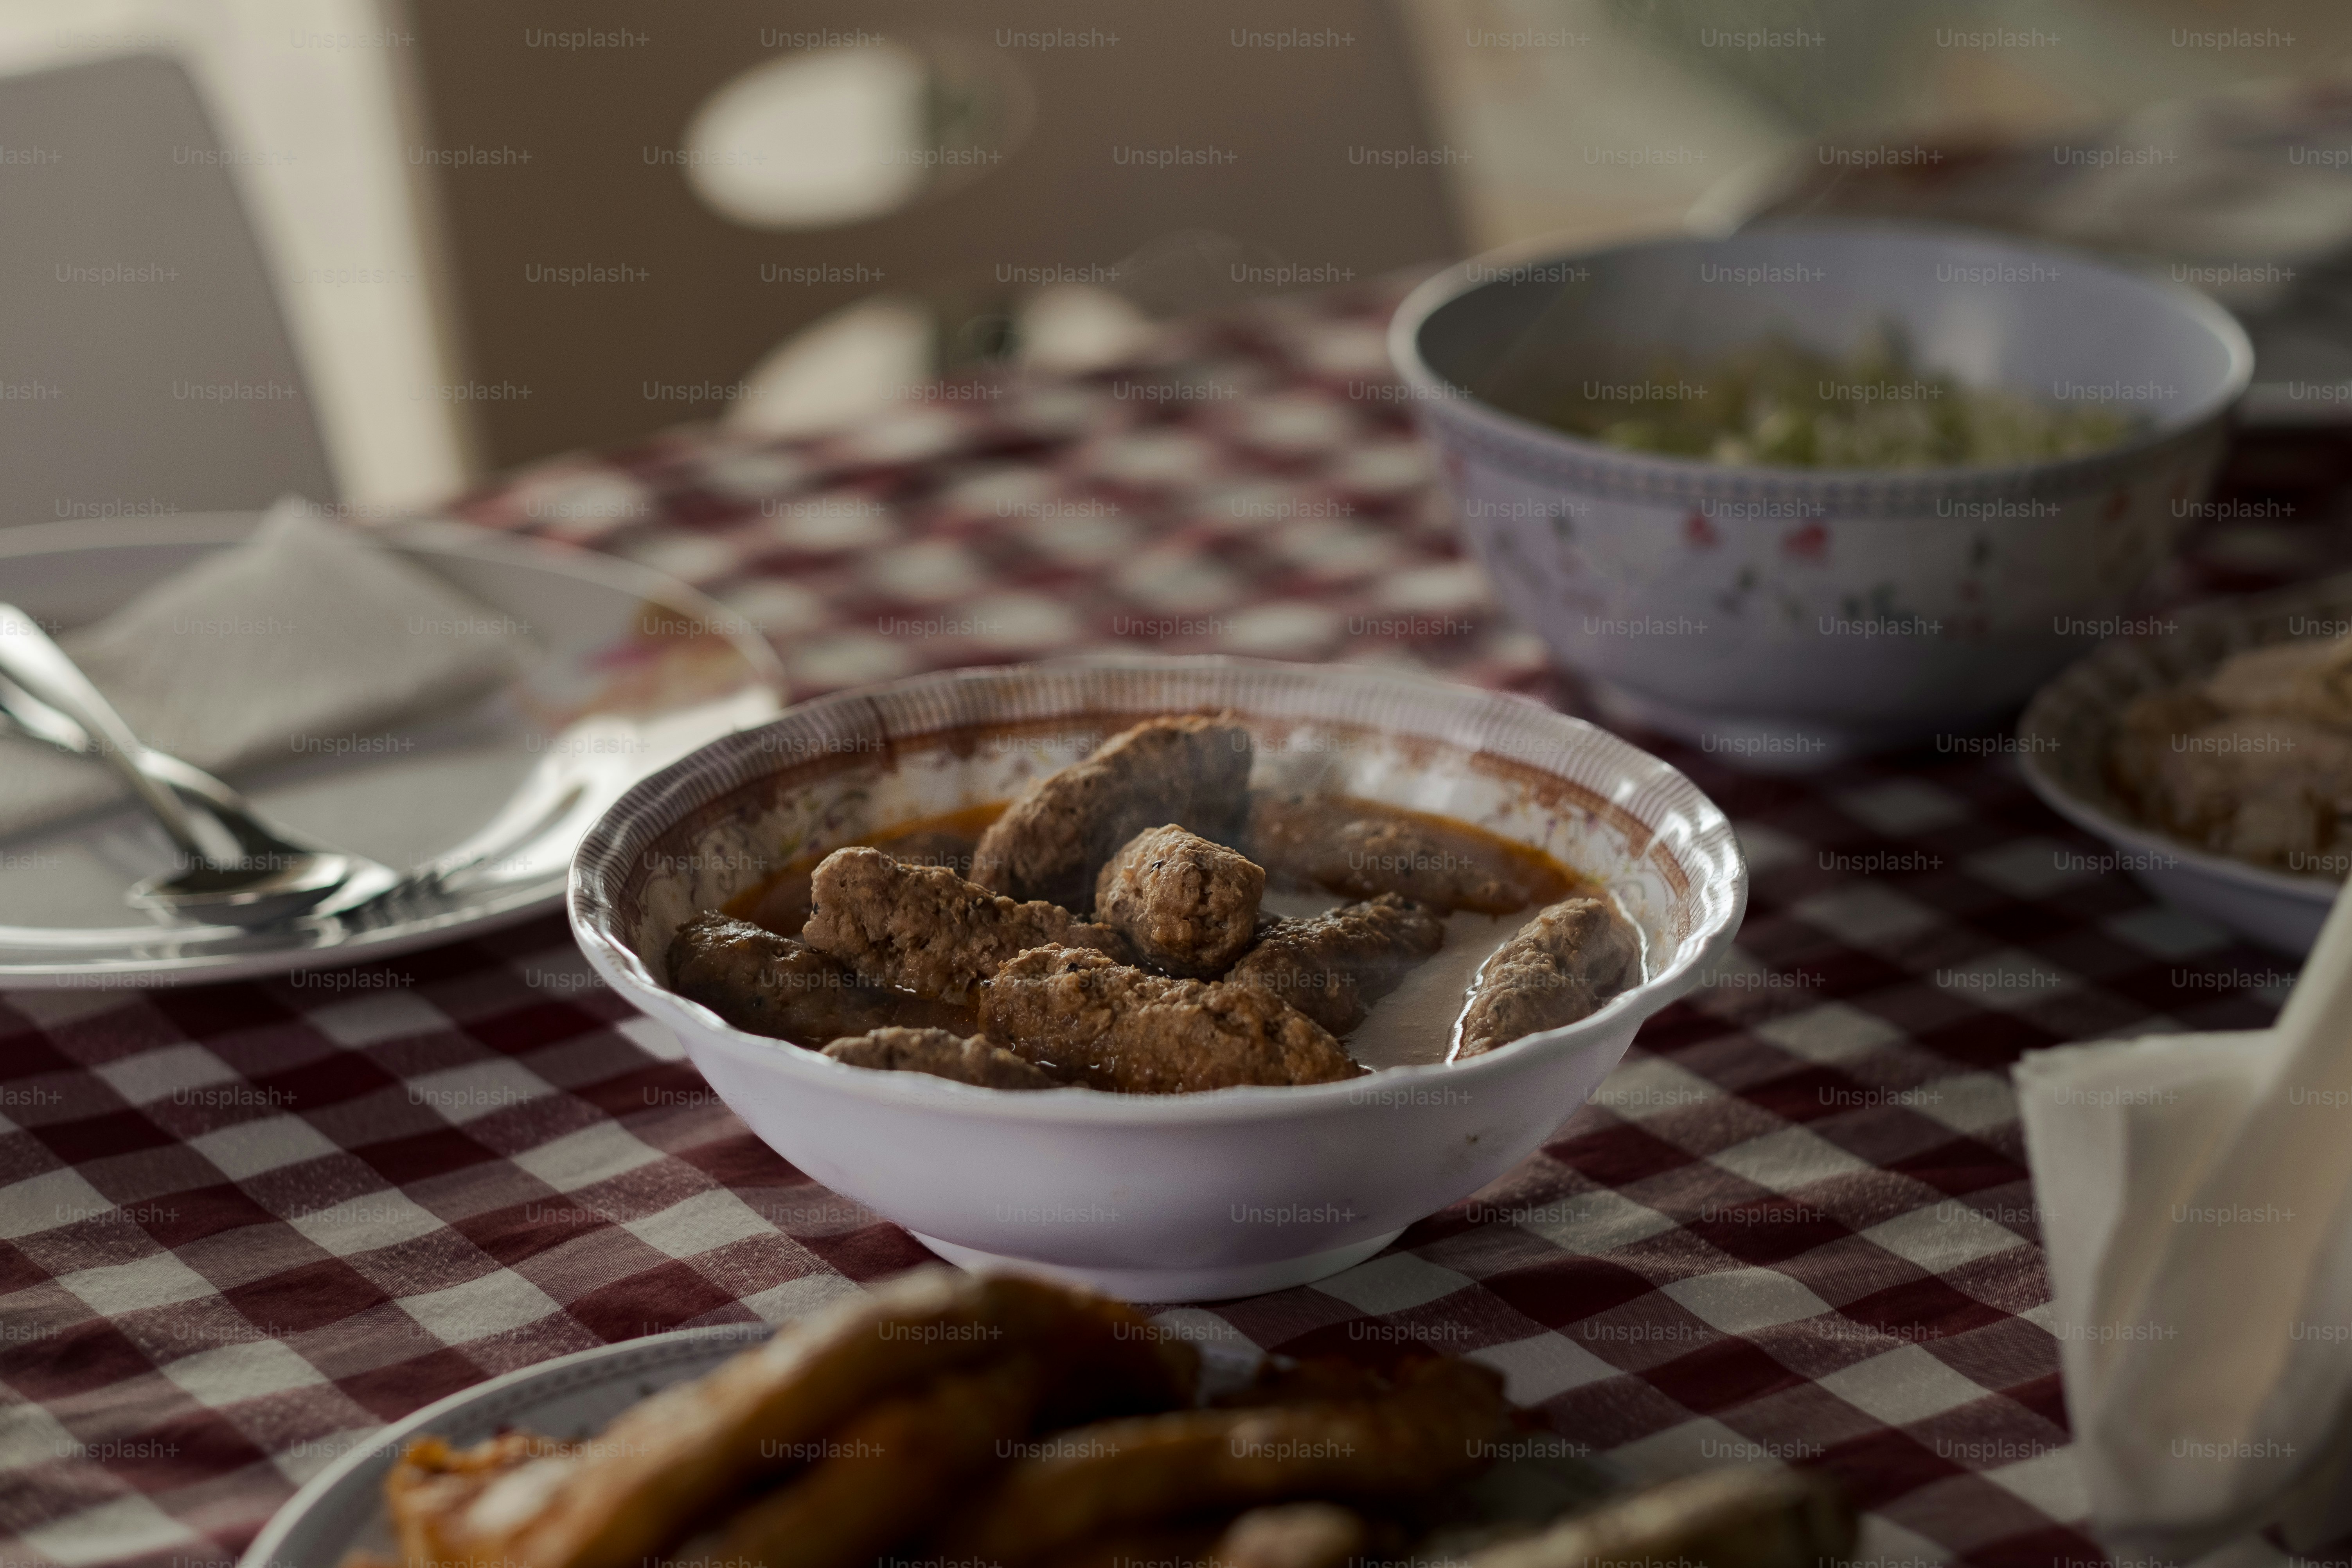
[1245, 793, 1554, 915]
[982, 946, 1361, 1093]
[2204, 632, 2352, 728]
[1456, 896, 1639, 1058]
[1214, 1504, 1369, 1568]
[821, 1026, 1062, 1090]
[1464, 1466, 1855, 1568]
[802, 846, 1129, 1002]
[667, 911, 973, 1043]
[392, 1270, 1196, 1568]
[1094, 824, 1266, 977]
[2108, 685, 2226, 816]
[1228, 894, 1446, 1034]
[716, 1354, 1051, 1568]
[974, 715, 1253, 909]
[385, 1432, 560, 1568]
[933, 1356, 1510, 1564]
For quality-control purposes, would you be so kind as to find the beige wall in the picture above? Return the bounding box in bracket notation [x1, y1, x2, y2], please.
[2, 0, 2348, 497]
[0, 0, 463, 510]
[1401, 0, 2352, 254]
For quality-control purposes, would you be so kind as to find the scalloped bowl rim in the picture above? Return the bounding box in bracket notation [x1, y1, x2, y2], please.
[569, 656, 1747, 1124]
[1388, 218, 2256, 494]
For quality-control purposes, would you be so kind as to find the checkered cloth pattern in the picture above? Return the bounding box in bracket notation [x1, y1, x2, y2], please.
[0, 280, 2306, 1568]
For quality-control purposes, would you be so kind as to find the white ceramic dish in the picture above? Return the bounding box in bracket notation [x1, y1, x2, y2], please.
[0, 514, 784, 987]
[2018, 573, 2350, 956]
[570, 658, 1745, 1302]
[1390, 221, 2253, 768]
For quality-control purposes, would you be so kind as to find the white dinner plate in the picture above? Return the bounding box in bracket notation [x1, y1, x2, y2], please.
[0, 514, 784, 987]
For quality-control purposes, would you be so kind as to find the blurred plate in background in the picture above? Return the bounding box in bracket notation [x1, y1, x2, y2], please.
[1692, 75, 2352, 428]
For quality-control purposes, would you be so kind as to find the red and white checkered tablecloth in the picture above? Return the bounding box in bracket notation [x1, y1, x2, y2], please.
[0, 280, 2314, 1568]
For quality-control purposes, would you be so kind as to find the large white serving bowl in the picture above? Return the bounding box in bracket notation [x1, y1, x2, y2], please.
[569, 658, 1745, 1301]
[1389, 222, 2253, 769]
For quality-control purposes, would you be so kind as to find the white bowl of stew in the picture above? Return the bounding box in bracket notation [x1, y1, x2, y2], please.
[569, 658, 1744, 1300]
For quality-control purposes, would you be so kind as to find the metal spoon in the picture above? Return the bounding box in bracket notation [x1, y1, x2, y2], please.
[0, 605, 364, 926]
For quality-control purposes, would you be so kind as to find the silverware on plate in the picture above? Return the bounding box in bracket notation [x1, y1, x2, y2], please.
[0, 603, 386, 927]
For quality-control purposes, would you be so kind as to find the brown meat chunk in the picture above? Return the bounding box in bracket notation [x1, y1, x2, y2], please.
[802, 846, 1129, 1002]
[820, 1026, 1062, 1090]
[1246, 792, 1550, 914]
[665, 911, 972, 1043]
[1456, 895, 1640, 1058]
[734, 831, 986, 937]
[933, 1356, 1509, 1564]
[1227, 894, 1446, 1034]
[1093, 824, 1266, 977]
[973, 714, 1253, 909]
[980, 946, 1361, 1093]
[384, 1270, 1198, 1568]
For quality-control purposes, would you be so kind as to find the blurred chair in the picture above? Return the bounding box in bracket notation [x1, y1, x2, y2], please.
[405, 0, 1462, 466]
[0, 53, 336, 529]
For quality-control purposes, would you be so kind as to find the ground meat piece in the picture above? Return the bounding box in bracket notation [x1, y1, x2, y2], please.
[802, 846, 1130, 1002]
[1455, 896, 1639, 1057]
[1245, 792, 1548, 914]
[1227, 894, 1446, 1034]
[665, 911, 973, 1043]
[820, 1027, 1062, 1090]
[973, 715, 1253, 910]
[1093, 824, 1266, 978]
[980, 946, 1361, 1093]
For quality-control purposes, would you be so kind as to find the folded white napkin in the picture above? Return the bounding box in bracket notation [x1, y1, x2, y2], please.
[2016, 883, 2352, 1562]
[0, 499, 533, 839]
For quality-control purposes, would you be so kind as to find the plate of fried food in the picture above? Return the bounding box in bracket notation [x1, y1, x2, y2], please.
[243, 1270, 1852, 1568]
[2019, 572, 2352, 955]
[569, 658, 1744, 1299]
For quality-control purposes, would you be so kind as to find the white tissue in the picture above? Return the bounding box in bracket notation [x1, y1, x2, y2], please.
[0, 499, 532, 838]
[2016, 882, 2352, 1561]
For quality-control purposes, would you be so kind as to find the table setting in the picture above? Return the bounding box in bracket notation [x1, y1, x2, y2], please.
[4, 233, 2352, 1568]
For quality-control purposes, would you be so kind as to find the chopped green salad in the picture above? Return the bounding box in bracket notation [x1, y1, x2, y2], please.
[1536, 326, 2137, 469]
